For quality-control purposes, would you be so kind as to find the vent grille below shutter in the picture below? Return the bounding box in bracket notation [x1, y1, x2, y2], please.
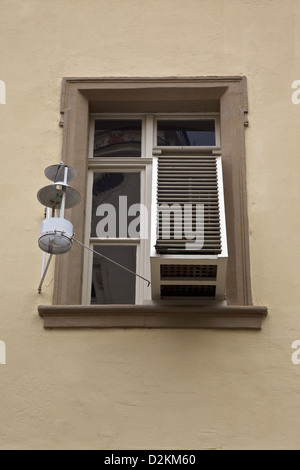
[161, 285, 216, 297]
[160, 264, 217, 279]
[155, 155, 221, 254]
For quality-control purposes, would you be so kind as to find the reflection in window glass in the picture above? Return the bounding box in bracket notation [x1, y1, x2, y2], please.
[157, 120, 215, 146]
[91, 245, 136, 304]
[94, 120, 142, 157]
[91, 172, 140, 238]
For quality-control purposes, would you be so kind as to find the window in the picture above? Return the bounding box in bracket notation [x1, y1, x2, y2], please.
[38, 77, 267, 329]
[93, 119, 142, 157]
[150, 114, 227, 303]
[83, 113, 223, 306]
[83, 114, 152, 306]
[156, 118, 217, 146]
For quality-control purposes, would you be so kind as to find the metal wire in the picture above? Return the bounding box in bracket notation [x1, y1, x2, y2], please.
[72, 237, 151, 287]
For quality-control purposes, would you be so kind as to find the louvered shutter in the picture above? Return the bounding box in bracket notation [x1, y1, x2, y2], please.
[156, 154, 221, 254]
[150, 150, 228, 302]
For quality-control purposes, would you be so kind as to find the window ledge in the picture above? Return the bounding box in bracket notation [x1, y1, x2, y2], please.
[38, 304, 267, 329]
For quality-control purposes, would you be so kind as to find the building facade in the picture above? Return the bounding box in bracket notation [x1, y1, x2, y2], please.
[0, 0, 299, 449]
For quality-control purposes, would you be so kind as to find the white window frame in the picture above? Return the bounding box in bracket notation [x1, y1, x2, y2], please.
[82, 113, 153, 305]
[82, 112, 221, 306]
[150, 114, 225, 304]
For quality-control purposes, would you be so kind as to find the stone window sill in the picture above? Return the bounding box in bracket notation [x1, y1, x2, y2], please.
[38, 304, 267, 329]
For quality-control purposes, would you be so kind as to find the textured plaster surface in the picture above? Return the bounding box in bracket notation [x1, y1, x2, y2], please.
[0, 0, 300, 449]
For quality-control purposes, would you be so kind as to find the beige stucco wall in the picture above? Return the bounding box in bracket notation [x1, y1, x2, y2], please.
[0, 0, 300, 449]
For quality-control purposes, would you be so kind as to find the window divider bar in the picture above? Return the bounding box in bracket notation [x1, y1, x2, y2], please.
[90, 237, 141, 245]
[153, 146, 221, 156]
[88, 157, 153, 168]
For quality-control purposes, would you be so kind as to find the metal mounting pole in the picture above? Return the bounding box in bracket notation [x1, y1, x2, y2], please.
[59, 166, 68, 219]
[40, 208, 50, 279]
[38, 254, 53, 294]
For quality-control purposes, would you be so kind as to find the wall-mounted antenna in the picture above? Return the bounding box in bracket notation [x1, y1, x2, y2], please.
[37, 162, 150, 294]
[37, 162, 81, 292]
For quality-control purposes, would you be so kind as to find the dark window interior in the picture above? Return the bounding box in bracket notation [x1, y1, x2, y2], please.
[157, 119, 215, 146]
[94, 120, 142, 157]
[91, 172, 140, 238]
[91, 245, 137, 304]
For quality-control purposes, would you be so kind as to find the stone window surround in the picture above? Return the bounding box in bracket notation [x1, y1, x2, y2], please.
[38, 76, 267, 329]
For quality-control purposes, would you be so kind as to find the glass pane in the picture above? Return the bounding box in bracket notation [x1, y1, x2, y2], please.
[91, 172, 140, 238]
[91, 245, 136, 304]
[94, 120, 142, 157]
[157, 119, 215, 146]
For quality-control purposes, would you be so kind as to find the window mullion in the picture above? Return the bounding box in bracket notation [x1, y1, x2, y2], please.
[145, 114, 155, 158]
